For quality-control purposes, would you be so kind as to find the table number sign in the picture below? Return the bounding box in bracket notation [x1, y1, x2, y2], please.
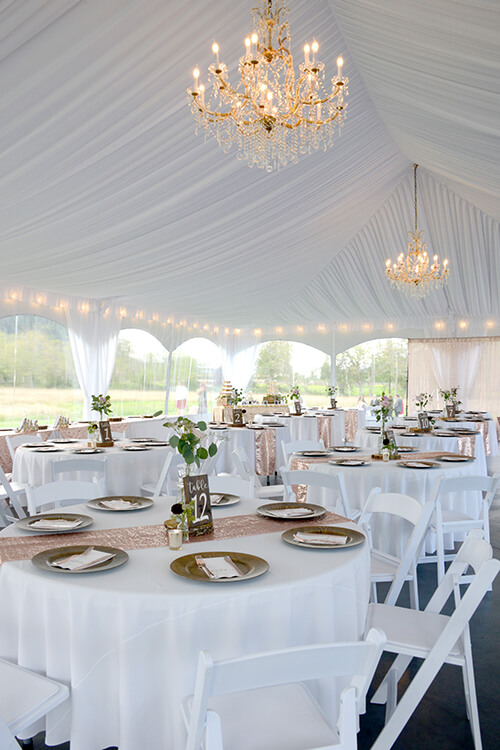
[98, 420, 113, 446]
[417, 412, 431, 431]
[183, 473, 213, 536]
[293, 401, 302, 416]
[232, 408, 245, 426]
[446, 403, 456, 418]
[385, 428, 396, 444]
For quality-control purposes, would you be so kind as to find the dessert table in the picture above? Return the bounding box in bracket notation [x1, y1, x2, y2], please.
[291, 449, 481, 555]
[0, 499, 370, 750]
[12, 442, 172, 497]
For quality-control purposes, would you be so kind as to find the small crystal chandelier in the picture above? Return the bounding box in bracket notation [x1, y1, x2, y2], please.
[187, 0, 348, 172]
[386, 165, 449, 298]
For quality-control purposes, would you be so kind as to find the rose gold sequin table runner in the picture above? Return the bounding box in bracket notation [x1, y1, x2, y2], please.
[0, 510, 347, 564]
[344, 411, 358, 443]
[317, 416, 332, 446]
[254, 427, 277, 476]
[289, 451, 474, 503]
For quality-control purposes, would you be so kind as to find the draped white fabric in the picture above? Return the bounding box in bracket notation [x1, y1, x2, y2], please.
[0, 0, 498, 335]
[218, 334, 258, 391]
[408, 337, 500, 417]
[66, 306, 121, 419]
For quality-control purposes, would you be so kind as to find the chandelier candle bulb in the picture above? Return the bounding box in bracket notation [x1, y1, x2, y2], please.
[337, 57, 344, 78]
[304, 44, 310, 65]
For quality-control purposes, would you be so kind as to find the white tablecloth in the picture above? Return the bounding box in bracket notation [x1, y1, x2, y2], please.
[355, 429, 487, 475]
[395, 415, 497, 457]
[13, 443, 172, 496]
[0, 500, 370, 750]
[303, 450, 481, 555]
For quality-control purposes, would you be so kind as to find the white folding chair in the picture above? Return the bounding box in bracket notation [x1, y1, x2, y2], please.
[281, 439, 325, 469]
[358, 489, 435, 609]
[26, 480, 101, 514]
[183, 628, 386, 750]
[140, 452, 184, 499]
[208, 475, 254, 498]
[422, 473, 499, 583]
[367, 532, 500, 750]
[0, 658, 69, 748]
[231, 447, 285, 500]
[5, 434, 43, 461]
[0, 466, 27, 523]
[51, 457, 108, 495]
[280, 467, 359, 520]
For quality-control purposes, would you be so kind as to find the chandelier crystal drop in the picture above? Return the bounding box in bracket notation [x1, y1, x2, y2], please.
[385, 165, 449, 298]
[187, 0, 348, 172]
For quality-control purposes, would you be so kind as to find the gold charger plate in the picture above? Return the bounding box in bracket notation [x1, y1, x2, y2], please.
[121, 445, 151, 451]
[73, 448, 105, 454]
[256, 502, 325, 520]
[16, 513, 94, 533]
[397, 446, 418, 453]
[282, 525, 365, 549]
[330, 446, 360, 452]
[438, 455, 475, 462]
[211, 493, 240, 507]
[397, 460, 440, 469]
[329, 458, 369, 466]
[88, 496, 153, 511]
[296, 450, 332, 458]
[31, 447, 63, 453]
[32, 545, 128, 574]
[170, 551, 269, 582]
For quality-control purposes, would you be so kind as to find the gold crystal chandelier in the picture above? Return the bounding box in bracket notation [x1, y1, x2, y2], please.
[386, 165, 449, 298]
[187, 0, 348, 172]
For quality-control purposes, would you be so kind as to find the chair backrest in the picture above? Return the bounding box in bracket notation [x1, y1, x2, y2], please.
[231, 446, 257, 482]
[0, 466, 26, 520]
[280, 468, 354, 518]
[5, 434, 43, 460]
[208, 475, 254, 498]
[153, 452, 185, 498]
[360, 488, 425, 528]
[51, 457, 108, 495]
[431, 473, 499, 516]
[185, 628, 386, 750]
[26, 481, 101, 514]
[371, 535, 500, 750]
[281, 439, 325, 468]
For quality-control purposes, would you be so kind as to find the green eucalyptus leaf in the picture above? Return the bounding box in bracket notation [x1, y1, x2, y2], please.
[197, 421, 207, 431]
[183, 448, 195, 464]
[169, 435, 179, 448]
[198, 447, 208, 460]
[208, 443, 218, 457]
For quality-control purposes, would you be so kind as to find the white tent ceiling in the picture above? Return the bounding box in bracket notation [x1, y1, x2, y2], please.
[0, 0, 498, 336]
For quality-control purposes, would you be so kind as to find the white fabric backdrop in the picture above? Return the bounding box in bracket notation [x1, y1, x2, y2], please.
[66, 305, 121, 419]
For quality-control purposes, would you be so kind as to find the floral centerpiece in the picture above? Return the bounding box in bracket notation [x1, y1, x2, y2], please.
[226, 388, 244, 406]
[91, 394, 112, 420]
[289, 385, 301, 401]
[373, 392, 393, 449]
[439, 386, 461, 405]
[326, 385, 338, 407]
[166, 417, 218, 538]
[414, 392, 431, 411]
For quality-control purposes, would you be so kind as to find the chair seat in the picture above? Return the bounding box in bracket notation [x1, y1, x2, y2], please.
[255, 484, 285, 499]
[0, 659, 69, 736]
[184, 682, 338, 750]
[0, 482, 26, 497]
[366, 603, 463, 661]
[370, 553, 413, 583]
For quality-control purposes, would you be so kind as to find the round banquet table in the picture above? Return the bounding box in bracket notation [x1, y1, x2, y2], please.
[292, 449, 482, 555]
[12, 443, 172, 498]
[0, 499, 370, 750]
[393, 415, 497, 457]
[356, 428, 487, 475]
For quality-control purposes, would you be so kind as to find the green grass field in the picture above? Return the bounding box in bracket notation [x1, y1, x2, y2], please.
[0, 387, 362, 428]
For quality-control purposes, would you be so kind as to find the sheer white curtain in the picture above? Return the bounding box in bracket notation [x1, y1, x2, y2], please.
[218, 334, 258, 391]
[408, 338, 500, 415]
[66, 305, 121, 419]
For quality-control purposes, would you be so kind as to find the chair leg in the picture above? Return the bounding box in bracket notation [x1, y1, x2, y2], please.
[371, 581, 378, 603]
[436, 525, 446, 584]
[384, 667, 398, 724]
[409, 571, 419, 610]
[462, 638, 483, 750]
[372, 654, 413, 705]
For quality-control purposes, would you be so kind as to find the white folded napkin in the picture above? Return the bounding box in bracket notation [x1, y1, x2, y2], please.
[266, 507, 315, 517]
[195, 555, 243, 579]
[51, 547, 115, 570]
[404, 461, 431, 468]
[29, 517, 84, 530]
[294, 531, 348, 545]
[99, 499, 140, 510]
[210, 494, 228, 505]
